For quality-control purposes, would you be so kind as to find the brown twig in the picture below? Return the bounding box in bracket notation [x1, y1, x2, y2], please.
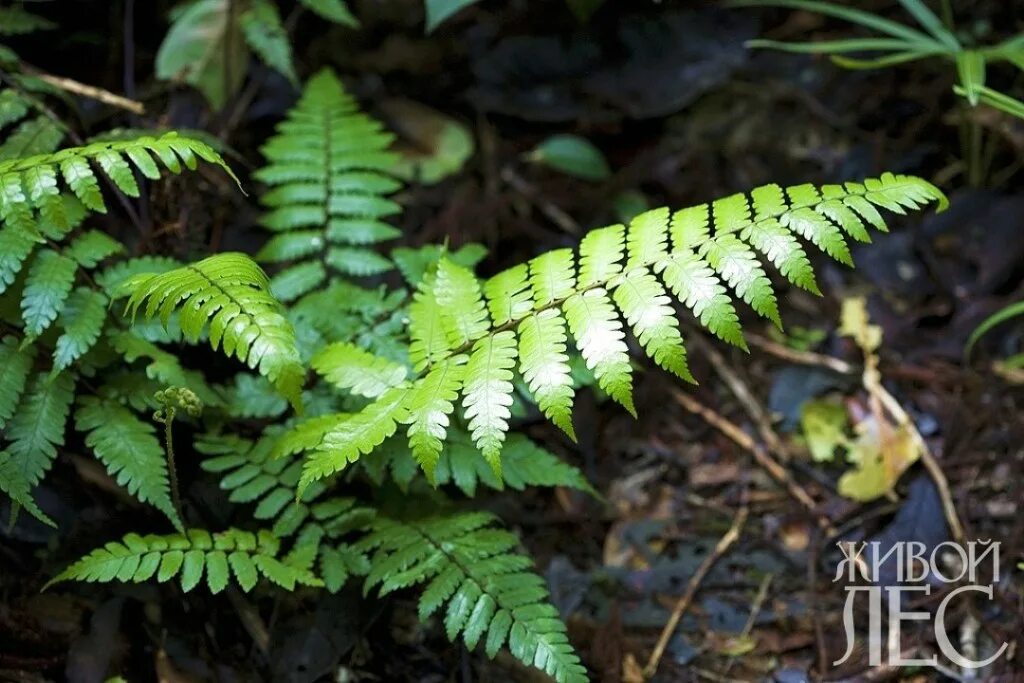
[721, 572, 774, 676]
[689, 332, 793, 461]
[670, 388, 837, 536]
[746, 332, 857, 375]
[500, 166, 579, 234]
[642, 506, 749, 680]
[21, 66, 145, 115]
[874, 384, 965, 544]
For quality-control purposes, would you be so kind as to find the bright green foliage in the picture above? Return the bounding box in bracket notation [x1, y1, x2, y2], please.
[295, 173, 945, 491]
[360, 511, 589, 683]
[255, 69, 402, 301]
[0, 132, 238, 220]
[75, 397, 182, 530]
[124, 253, 306, 411]
[47, 528, 322, 593]
[311, 342, 408, 398]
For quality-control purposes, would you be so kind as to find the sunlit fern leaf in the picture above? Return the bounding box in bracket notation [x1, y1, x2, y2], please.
[0, 372, 74, 523]
[75, 397, 182, 530]
[402, 355, 467, 482]
[299, 387, 410, 494]
[311, 342, 408, 398]
[123, 253, 306, 411]
[65, 230, 124, 268]
[295, 173, 946, 489]
[46, 528, 322, 593]
[255, 69, 402, 289]
[359, 512, 589, 683]
[462, 330, 517, 476]
[0, 132, 239, 217]
[52, 288, 107, 374]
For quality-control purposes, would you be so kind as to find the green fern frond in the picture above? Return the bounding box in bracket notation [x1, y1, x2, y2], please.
[255, 69, 402, 300]
[0, 132, 238, 232]
[197, 433, 375, 591]
[0, 335, 34, 430]
[241, 0, 296, 84]
[51, 288, 108, 374]
[47, 528, 322, 593]
[75, 397, 182, 530]
[360, 511, 589, 683]
[123, 253, 306, 411]
[0, 371, 75, 524]
[311, 342, 408, 398]
[296, 173, 945, 489]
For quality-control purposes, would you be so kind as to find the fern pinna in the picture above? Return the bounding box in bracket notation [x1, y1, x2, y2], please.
[359, 511, 589, 683]
[0, 133, 238, 525]
[255, 68, 403, 301]
[46, 528, 322, 593]
[295, 174, 947, 490]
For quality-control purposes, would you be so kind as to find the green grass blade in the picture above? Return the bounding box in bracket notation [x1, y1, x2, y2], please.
[955, 51, 986, 106]
[729, 0, 942, 46]
[966, 299, 1024, 358]
[746, 37, 920, 54]
[897, 0, 959, 51]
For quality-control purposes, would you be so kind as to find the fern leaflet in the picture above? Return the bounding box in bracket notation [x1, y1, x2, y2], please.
[123, 253, 306, 411]
[294, 173, 946, 489]
[47, 528, 322, 593]
[359, 511, 589, 683]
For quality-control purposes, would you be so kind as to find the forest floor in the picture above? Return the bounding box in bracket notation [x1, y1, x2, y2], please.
[1, 1, 1022, 682]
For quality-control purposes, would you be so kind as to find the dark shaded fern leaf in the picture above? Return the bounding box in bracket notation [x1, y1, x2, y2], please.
[359, 511, 589, 683]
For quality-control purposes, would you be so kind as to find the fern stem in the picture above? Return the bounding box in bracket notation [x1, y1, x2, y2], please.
[161, 409, 184, 524]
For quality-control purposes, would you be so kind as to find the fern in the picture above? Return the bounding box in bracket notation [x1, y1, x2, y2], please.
[123, 253, 306, 411]
[197, 432, 374, 592]
[255, 69, 402, 301]
[0, 372, 75, 524]
[359, 511, 589, 683]
[0, 132, 237, 521]
[47, 528, 322, 593]
[296, 174, 946, 490]
[75, 397, 182, 530]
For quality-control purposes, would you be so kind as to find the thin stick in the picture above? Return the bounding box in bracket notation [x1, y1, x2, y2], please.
[670, 388, 837, 536]
[22, 67, 145, 115]
[746, 332, 857, 375]
[689, 332, 792, 461]
[500, 166, 580, 234]
[874, 384, 965, 544]
[642, 506, 749, 680]
[721, 573, 774, 676]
